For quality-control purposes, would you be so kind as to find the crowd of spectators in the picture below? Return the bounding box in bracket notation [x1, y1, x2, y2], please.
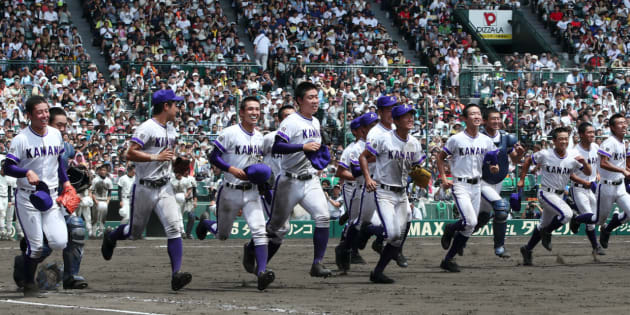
[535, 0, 630, 70]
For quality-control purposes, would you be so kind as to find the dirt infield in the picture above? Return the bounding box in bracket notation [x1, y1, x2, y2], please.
[0, 236, 629, 314]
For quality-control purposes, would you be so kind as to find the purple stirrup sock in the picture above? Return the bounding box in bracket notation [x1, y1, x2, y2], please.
[267, 242, 281, 262]
[576, 213, 594, 224]
[585, 229, 598, 249]
[526, 226, 542, 250]
[313, 227, 329, 265]
[255, 245, 268, 275]
[605, 213, 623, 232]
[446, 233, 468, 260]
[110, 224, 128, 241]
[366, 224, 384, 237]
[202, 220, 217, 234]
[374, 244, 398, 274]
[167, 238, 183, 274]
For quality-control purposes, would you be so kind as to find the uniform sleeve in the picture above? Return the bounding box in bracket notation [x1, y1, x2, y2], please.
[6, 135, 23, 164]
[414, 142, 427, 165]
[598, 142, 612, 158]
[130, 125, 150, 148]
[366, 136, 383, 157]
[339, 145, 352, 169]
[276, 119, 293, 143]
[443, 136, 455, 156]
[531, 151, 544, 165]
[213, 129, 231, 153]
[262, 134, 273, 156]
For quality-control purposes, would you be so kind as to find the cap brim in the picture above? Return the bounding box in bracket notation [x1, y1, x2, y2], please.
[393, 108, 415, 119]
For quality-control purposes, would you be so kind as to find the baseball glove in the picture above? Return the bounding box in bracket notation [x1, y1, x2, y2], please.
[36, 262, 62, 290]
[56, 185, 81, 214]
[409, 165, 431, 188]
[173, 157, 190, 175]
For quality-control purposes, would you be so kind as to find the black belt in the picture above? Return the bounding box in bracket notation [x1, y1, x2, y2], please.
[19, 187, 58, 194]
[573, 183, 591, 189]
[380, 184, 404, 193]
[285, 172, 313, 180]
[139, 177, 169, 188]
[603, 179, 623, 186]
[225, 182, 254, 190]
[456, 177, 480, 185]
[541, 186, 564, 195]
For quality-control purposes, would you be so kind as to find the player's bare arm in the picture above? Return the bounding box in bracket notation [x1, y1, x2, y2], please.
[335, 164, 354, 181]
[436, 150, 452, 189]
[574, 155, 592, 176]
[600, 155, 630, 177]
[517, 156, 532, 190]
[359, 149, 376, 192]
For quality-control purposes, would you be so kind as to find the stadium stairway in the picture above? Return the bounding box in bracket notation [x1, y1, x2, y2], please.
[369, 0, 421, 66]
[68, 0, 109, 76]
[221, 0, 256, 62]
[517, 5, 565, 61]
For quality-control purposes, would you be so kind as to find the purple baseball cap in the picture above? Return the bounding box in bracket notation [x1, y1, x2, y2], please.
[350, 118, 362, 130]
[152, 89, 184, 105]
[376, 95, 397, 108]
[392, 104, 416, 119]
[244, 163, 272, 185]
[360, 112, 378, 126]
[305, 145, 331, 170]
[30, 182, 53, 211]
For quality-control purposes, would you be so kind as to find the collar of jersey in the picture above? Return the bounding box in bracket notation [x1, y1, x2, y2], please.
[463, 130, 478, 139]
[151, 118, 167, 129]
[296, 112, 312, 121]
[238, 123, 254, 136]
[393, 130, 408, 143]
[29, 125, 48, 137]
[552, 149, 566, 159]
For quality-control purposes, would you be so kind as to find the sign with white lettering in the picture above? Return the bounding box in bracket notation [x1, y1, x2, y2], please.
[469, 10, 513, 40]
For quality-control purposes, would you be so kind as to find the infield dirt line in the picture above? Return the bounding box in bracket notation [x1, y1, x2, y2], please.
[0, 299, 167, 315]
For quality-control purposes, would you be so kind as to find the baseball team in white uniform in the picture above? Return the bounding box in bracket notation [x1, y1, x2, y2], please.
[6, 84, 630, 297]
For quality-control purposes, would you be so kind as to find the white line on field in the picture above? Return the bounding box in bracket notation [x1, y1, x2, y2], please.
[0, 299, 166, 315]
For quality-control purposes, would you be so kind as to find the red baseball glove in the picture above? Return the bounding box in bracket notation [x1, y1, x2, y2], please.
[56, 185, 81, 214]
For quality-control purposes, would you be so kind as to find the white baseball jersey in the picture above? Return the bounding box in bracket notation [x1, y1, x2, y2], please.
[532, 148, 583, 191]
[7, 126, 64, 190]
[262, 130, 282, 177]
[276, 113, 322, 174]
[574, 142, 599, 182]
[91, 176, 113, 201]
[443, 131, 496, 178]
[598, 136, 629, 181]
[117, 174, 135, 198]
[351, 139, 366, 185]
[130, 119, 177, 181]
[338, 141, 358, 184]
[213, 124, 264, 184]
[171, 175, 194, 194]
[366, 122, 393, 175]
[367, 130, 425, 187]
[0, 154, 7, 197]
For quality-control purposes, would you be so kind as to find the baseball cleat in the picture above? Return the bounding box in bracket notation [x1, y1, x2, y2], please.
[569, 216, 580, 234]
[350, 251, 366, 264]
[334, 244, 350, 272]
[195, 212, 210, 240]
[63, 276, 88, 290]
[101, 227, 117, 261]
[395, 251, 408, 268]
[242, 243, 256, 274]
[593, 246, 606, 256]
[309, 263, 332, 278]
[441, 224, 454, 250]
[371, 238, 383, 254]
[600, 226, 611, 249]
[370, 271, 395, 284]
[257, 270, 275, 291]
[541, 230, 553, 251]
[495, 246, 511, 258]
[171, 271, 192, 291]
[520, 246, 533, 266]
[440, 258, 460, 272]
[23, 283, 44, 298]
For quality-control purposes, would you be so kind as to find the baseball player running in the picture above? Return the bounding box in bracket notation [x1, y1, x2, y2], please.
[101, 89, 192, 291]
[91, 165, 112, 238]
[359, 104, 426, 283]
[267, 81, 332, 278]
[568, 122, 605, 255]
[573, 114, 630, 249]
[475, 108, 524, 258]
[3, 96, 71, 297]
[334, 117, 364, 272]
[195, 96, 275, 290]
[438, 104, 499, 272]
[518, 127, 592, 266]
[0, 156, 13, 239]
[357, 96, 408, 268]
[171, 166, 195, 239]
[117, 165, 135, 224]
